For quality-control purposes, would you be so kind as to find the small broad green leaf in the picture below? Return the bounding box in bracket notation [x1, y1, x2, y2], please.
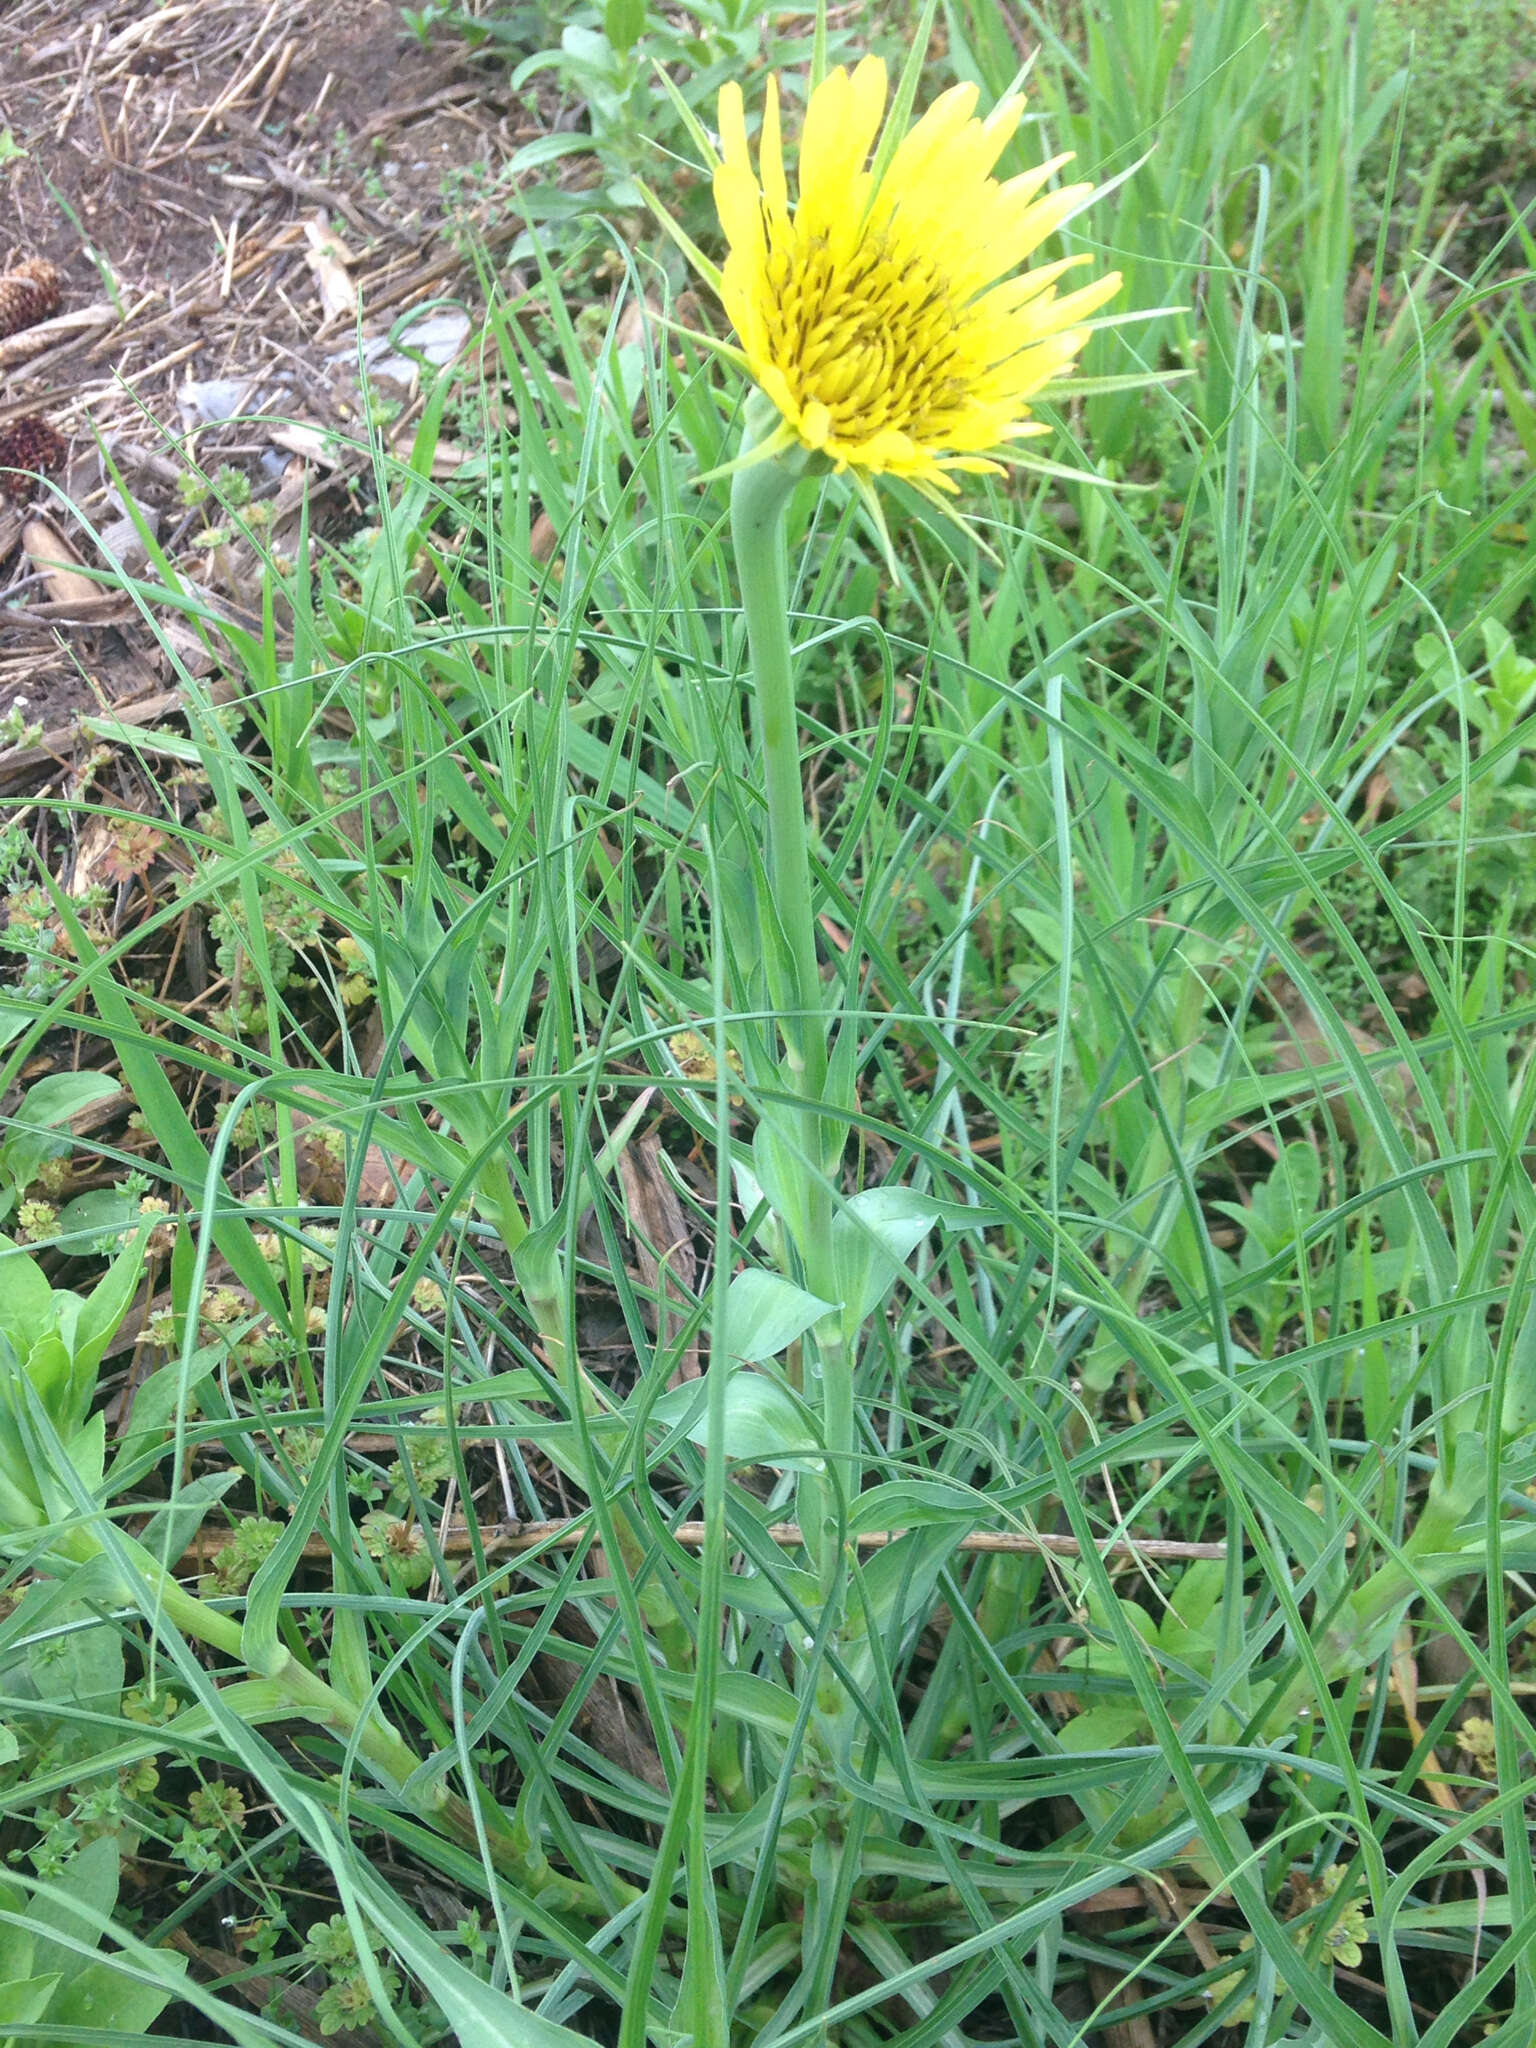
[108, 1347, 219, 1479]
[1059, 1640, 1138, 1680]
[851, 1526, 968, 1656]
[1055, 1702, 1152, 1751]
[1435, 1429, 1490, 1533]
[673, 1668, 801, 1740]
[25, 1587, 124, 1728]
[1412, 632, 1447, 676]
[131, 1471, 243, 1563]
[54, 1188, 142, 1247]
[0, 1074, 120, 1201]
[64, 1407, 108, 1495]
[0, 1415, 44, 1530]
[18, 1332, 76, 1428]
[1213, 1141, 1321, 1262]
[650, 1366, 824, 1470]
[0, 1975, 59, 2025]
[846, 1478, 987, 1536]
[0, 1241, 59, 1360]
[1158, 1559, 1225, 1644]
[71, 1222, 154, 1385]
[1012, 906, 1065, 960]
[1064, 1589, 1159, 1679]
[10, 1072, 121, 1126]
[730, 1155, 781, 1258]
[26, 1836, 121, 1982]
[1093, 1590, 1159, 1644]
[1156, 1560, 1226, 1667]
[831, 1188, 990, 1329]
[40, 1952, 186, 2034]
[718, 1271, 837, 1363]
[1484, 618, 1536, 726]
[712, 1573, 805, 1621]
[603, 0, 647, 55]
[750, 1124, 809, 1253]
[0, 1876, 32, 1988]
[0, 1557, 119, 1671]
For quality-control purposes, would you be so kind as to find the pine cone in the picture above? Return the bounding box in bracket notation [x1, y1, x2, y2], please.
[0, 416, 68, 487]
[0, 260, 64, 341]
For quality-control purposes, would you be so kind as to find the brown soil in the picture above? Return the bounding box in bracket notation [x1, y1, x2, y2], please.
[0, 0, 538, 736]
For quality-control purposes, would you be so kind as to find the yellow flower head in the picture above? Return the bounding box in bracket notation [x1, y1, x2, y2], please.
[709, 57, 1121, 492]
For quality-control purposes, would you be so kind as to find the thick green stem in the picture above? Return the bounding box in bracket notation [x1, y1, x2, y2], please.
[729, 416, 856, 1586]
[83, 1533, 620, 1924]
[120, 1535, 451, 1799]
[475, 1158, 528, 1253]
[730, 429, 828, 1121]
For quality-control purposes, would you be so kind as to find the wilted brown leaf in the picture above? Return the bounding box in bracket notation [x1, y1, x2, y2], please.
[21, 516, 98, 606]
[303, 217, 358, 322]
[617, 1131, 698, 1385]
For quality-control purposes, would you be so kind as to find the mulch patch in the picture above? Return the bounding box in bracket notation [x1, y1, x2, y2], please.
[0, 0, 551, 753]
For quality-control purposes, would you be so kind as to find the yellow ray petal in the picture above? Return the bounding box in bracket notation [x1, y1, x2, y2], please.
[760, 72, 788, 221]
[982, 253, 1094, 316]
[798, 57, 887, 240]
[713, 164, 767, 271]
[878, 80, 982, 207]
[717, 81, 749, 176]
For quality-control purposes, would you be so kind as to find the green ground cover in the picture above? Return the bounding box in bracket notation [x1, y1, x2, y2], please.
[2, 0, 1536, 2040]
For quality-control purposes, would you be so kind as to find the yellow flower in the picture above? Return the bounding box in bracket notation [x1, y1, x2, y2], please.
[707, 57, 1120, 496]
